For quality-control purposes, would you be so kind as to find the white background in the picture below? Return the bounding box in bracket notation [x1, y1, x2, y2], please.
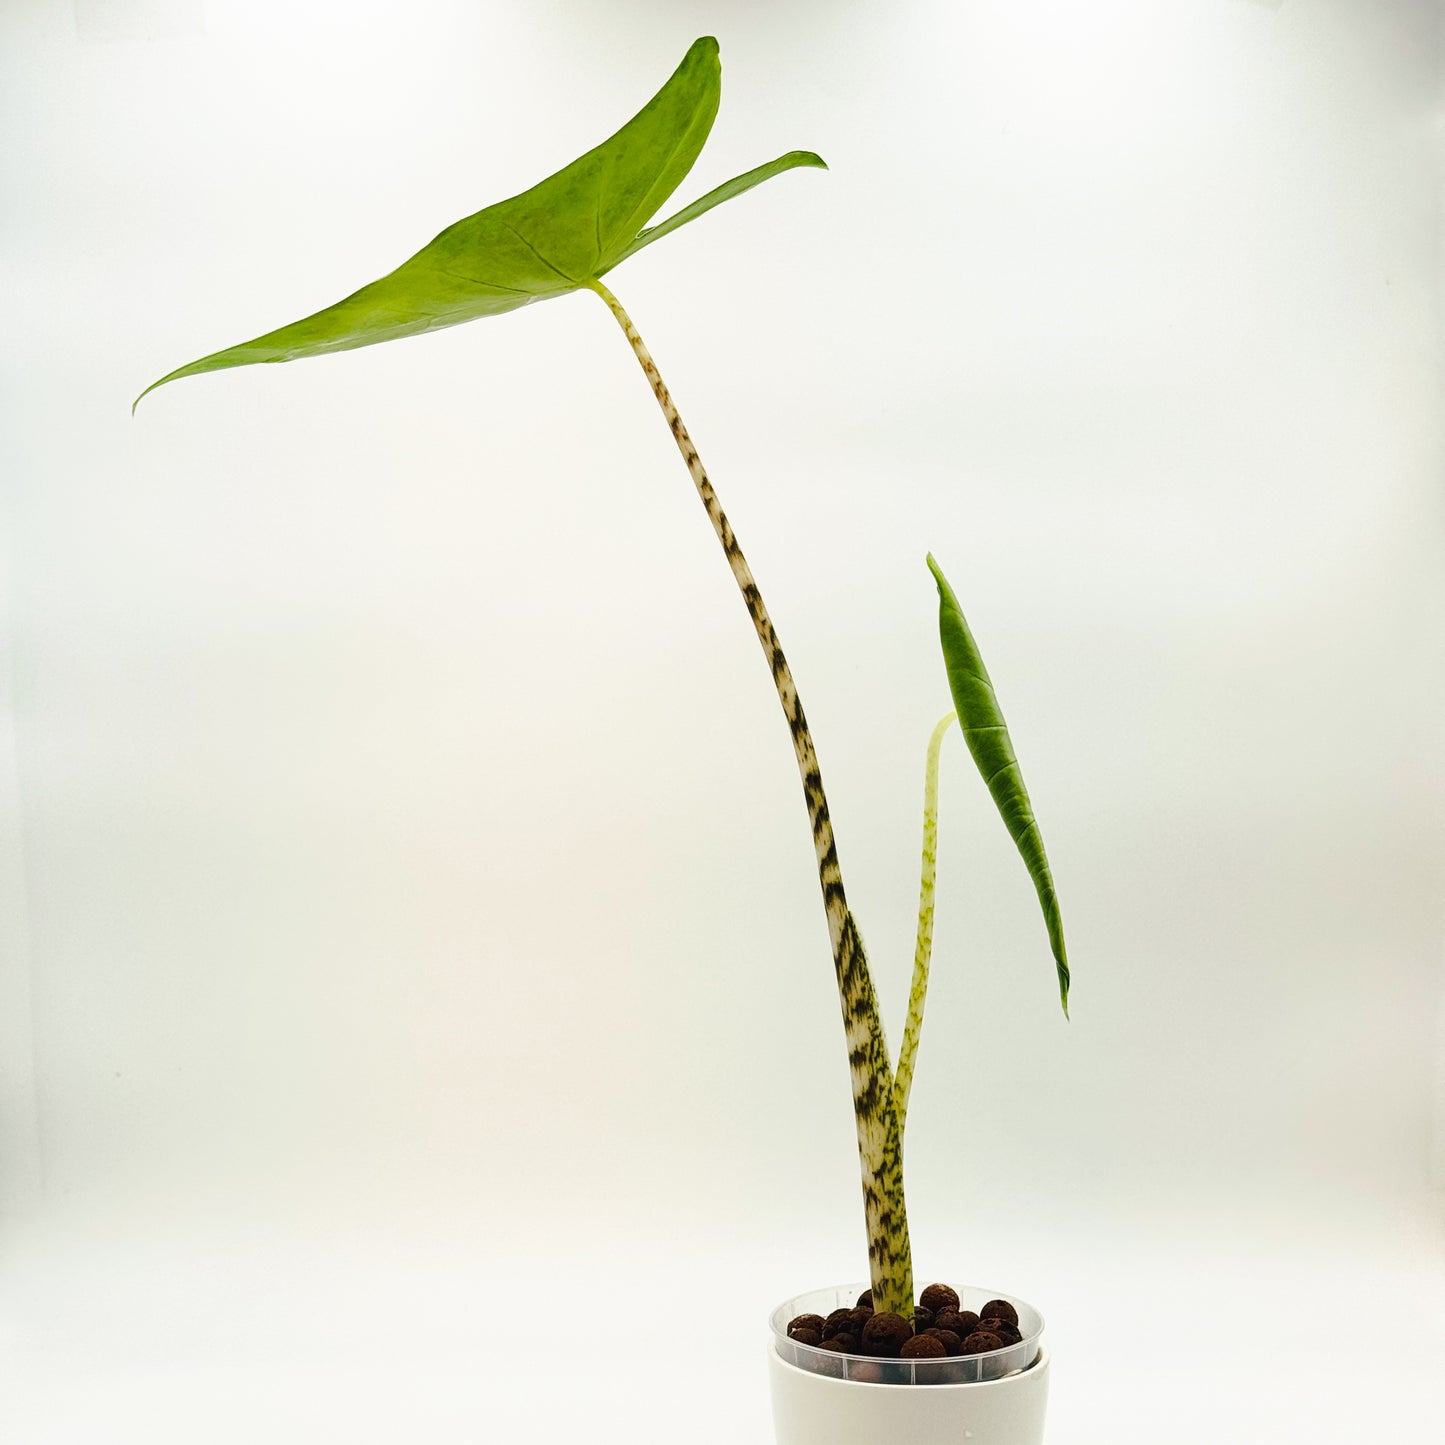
[2, 1, 1442, 1441]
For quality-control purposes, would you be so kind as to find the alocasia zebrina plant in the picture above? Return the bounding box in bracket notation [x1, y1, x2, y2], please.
[137, 36, 1069, 1319]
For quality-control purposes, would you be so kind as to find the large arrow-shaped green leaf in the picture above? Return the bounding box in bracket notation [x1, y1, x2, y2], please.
[928, 554, 1071, 1016]
[136, 36, 824, 407]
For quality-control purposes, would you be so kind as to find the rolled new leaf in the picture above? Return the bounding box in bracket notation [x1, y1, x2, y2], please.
[927, 554, 1070, 1015]
[136, 37, 824, 407]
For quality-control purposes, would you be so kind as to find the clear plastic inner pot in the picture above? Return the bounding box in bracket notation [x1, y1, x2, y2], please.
[771, 1283, 1044, 1385]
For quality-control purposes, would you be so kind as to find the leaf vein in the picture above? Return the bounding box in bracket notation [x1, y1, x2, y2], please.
[430, 265, 536, 297]
[497, 217, 578, 284]
[983, 759, 1022, 789]
[612, 111, 703, 251]
[951, 664, 997, 694]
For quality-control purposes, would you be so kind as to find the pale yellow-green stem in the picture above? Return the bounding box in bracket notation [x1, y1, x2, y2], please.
[894, 712, 957, 1134]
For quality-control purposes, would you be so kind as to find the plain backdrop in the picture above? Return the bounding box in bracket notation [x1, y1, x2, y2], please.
[2, 1, 1442, 1441]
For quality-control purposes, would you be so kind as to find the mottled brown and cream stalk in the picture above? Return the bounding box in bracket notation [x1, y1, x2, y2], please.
[587, 279, 914, 1316]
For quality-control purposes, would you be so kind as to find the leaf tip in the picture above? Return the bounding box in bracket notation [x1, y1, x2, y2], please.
[133, 364, 191, 413]
[1049, 912, 1071, 1019]
[132, 379, 164, 414]
[925, 551, 951, 597]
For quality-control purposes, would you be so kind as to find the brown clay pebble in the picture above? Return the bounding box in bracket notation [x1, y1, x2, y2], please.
[960, 1331, 1005, 1355]
[830, 1332, 858, 1353]
[900, 1334, 947, 1359]
[939, 1309, 980, 1336]
[912, 1307, 936, 1332]
[918, 1283, 961, 1315]
[790, 1328, 823, 1347]
[983, 1321, 1023, 1345]
[855, 1289, 873, 1308]
[860, 1311, 913, 1358]
[927, 1328, 964, 1356]
[821, 1309, 855, 1340]
[980, 1299, 1019, 1328]
[816, 1336, 852, 1353]
[848, 1306, 874, 1330]
[787, 1314, 828, 1340]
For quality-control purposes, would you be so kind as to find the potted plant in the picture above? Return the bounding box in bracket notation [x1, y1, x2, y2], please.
[137, 37, 1072, 1445]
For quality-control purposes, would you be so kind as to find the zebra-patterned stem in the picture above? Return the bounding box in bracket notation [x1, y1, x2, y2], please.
[587, 278, 913, 1316]
[894, 711, 957, 1134]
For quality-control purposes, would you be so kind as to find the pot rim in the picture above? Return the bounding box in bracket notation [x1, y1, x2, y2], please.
[770, 1340, 1050, 1392]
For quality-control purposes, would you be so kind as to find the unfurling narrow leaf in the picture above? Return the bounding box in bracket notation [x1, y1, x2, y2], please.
[927, 554, 1070, 1016]
[135, 39, 825, 408]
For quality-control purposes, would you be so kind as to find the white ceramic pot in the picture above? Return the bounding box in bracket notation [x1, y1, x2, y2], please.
[768, 1283, 1050, 1445]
